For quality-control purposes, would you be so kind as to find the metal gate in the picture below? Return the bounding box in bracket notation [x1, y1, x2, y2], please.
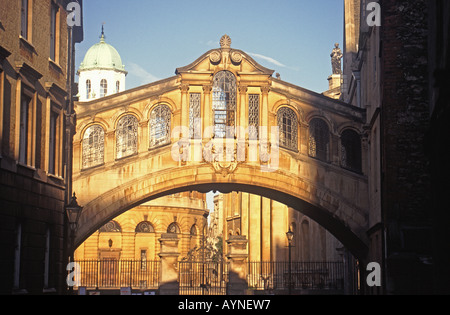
[179, 261, 229, 295]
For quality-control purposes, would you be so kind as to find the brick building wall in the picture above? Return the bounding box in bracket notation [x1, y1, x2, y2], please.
[427, 0, 450, 295]
[379, 0, 433, 294]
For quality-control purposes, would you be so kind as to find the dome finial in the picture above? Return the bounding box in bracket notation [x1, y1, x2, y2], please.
[100, 22, 106, 42]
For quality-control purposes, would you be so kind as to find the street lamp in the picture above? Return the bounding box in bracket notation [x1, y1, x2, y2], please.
[65, 192, 83, 294]
[286, 228, 294, 295]
[66, 192, 83, 234]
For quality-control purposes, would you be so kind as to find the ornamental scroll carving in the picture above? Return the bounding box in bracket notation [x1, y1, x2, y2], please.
[203, 140, 245, 177]
[210, 50, 222, 64]
[230, 50, 243, 64]
[209, 35, 243, 66]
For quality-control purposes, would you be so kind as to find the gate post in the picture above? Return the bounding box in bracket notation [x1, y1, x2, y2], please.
[226, 235, 248, 295]
[158, 233, 180, 295]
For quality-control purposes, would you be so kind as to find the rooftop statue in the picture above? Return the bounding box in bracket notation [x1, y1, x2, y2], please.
[331, 43, 343, 75]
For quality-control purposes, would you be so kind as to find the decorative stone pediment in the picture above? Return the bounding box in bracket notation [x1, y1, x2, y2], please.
[175, 35, 275, 77]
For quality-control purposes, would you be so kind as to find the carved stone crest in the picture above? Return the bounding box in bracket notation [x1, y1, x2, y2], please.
[220, 34, 232, 49]
[204, 139, 245, 177]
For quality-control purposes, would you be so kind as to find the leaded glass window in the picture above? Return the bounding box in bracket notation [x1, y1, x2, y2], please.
[150, 104, 171, 148]
[248, 94, 260, 139]
[82, 125, 105, 169]
[309, 118, 330, 161]
[213, 71, 237, 138]
[341, 129, 362, 173]
[99, 220, 122, 233]
[135, 221, 155, 233]
[167, 222, 180, 234]
[189, 93, 201, 139]
[116, 115, 138, 159]
[277, 107, 298, 151]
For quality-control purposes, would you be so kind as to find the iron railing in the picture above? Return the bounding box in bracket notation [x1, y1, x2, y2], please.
[247, 261, 344, 292]
[73, 260, 160, 289]
[72, 260, 343, 294]
[179, 261, 229, 295]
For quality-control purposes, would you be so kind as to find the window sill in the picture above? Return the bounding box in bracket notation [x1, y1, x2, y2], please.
[17, 161, 36, 171]
[115, 152, 138, 162]
[12, 288, 29, 295]
[48, 58, 63, 73]
[149, 142, 171, 151]
[19, 35, 37, 54]
[43, 287, 57, 294]
[47, 172, 64, 182]
[81, 163, 105, 172]
[279, 145, 299, 154]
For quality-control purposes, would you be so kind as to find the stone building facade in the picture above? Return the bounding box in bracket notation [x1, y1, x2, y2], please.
[211, 192, 344, 263]
[75, 192, 208, 261]
[342, 0, 450, 294]
[0, 0, 83, 294]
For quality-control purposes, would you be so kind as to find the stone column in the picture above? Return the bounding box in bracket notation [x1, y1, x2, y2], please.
[203, 84, 213, 137]
[180, 83, 190, 137]
[226, 235, 248, 295]
[260, 85, 270, 142]
[238, 85, 247, 139]
[158, 233, 180, 295]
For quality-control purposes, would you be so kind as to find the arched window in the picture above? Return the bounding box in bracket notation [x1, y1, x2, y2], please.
[99, 220, 122, 233]
[150, 104, 171, 148]
[341, 129, 362, 173]
[135, 221, 155, 233]
[116, 81, 120, 93]
[116, 115, 138, 159]
[190, 225, 198, 236]
[309, 118, 330, 161]
[277, 107, 298, 151]
[82, 125, 104, 169]
[100, 79, 108, 97]
[86, 79, 91, 100]
[167, 222, 181, 234]
[213, 71, 236, 138]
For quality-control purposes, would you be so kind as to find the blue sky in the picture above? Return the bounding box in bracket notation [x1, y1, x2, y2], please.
[75, 0, 344, 94]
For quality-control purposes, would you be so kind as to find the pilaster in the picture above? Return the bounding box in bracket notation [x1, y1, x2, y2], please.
[158, 233, 180, 295]
[226, 235, 248, 295]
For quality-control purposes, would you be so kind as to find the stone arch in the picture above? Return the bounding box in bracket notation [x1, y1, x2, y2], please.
[167, 222, 181, 234]
[145, 98, 177, 120]
[306, 111, 336, 136]
[76, 119, 109, 142]
[272, 100, 305, 124]
[113, 111, 141, 130]
[135, 221, 155, 233]
[337, 122, 364, 136]
[73, 164, 369, 260]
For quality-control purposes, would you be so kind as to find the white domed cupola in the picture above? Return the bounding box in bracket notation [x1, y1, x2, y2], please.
[77, 27, 127, 102]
